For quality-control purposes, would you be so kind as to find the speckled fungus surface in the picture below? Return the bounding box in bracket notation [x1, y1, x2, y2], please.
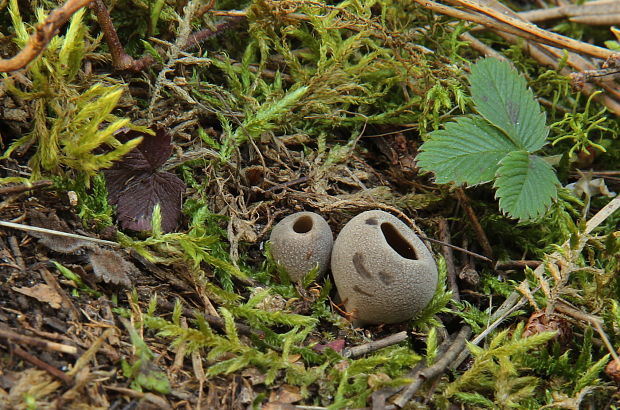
[269, 212, 333, 282]
[331, 210, 438, 325]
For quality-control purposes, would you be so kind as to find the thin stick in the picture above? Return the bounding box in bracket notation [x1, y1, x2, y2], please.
[90, 0, 145, 71]
[156, 299, 263, 338]
[0, 220, 118, 247]
[92, 0, 241, 72]
[452, 292, 527, 369]
[593, 321, 620, 365]
[0, 180, 52, 195]
[471, 0, 620, 115]
[495, 260, 541, 271]
[0, 326, 78, 354]
[451, 195, 620, 369]
[344, 331, 408, 358]
[0, 0, 94, 72]
[455, 188, 494, 260]
[11, 345, 73, 385]
[417, 234, 492, 263]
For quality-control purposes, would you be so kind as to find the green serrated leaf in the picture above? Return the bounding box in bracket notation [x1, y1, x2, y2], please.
[494, 151, 559, 221]
[470, 58, 548, 152]
[417, 116, 518, 185]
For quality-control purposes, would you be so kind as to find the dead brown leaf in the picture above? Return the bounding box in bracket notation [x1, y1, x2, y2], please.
[12, 284, 63, 309]
[268, 385, 302, 404]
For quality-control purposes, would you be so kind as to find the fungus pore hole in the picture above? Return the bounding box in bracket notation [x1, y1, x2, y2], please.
[293, 215, 314, 233]
[380, 222, 417, 260]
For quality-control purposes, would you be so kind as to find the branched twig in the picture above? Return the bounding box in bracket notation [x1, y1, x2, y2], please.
[90, 0, 151, 71]
[92, 0, 242, 72]
[388, 326, 472, 408]
[0, 0, 94, 72]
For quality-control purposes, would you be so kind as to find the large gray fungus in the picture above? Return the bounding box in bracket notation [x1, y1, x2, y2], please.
[331, 210, 438, 325]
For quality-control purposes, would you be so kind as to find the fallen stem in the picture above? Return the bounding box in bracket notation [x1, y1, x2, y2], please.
[344, 331, 408, 358]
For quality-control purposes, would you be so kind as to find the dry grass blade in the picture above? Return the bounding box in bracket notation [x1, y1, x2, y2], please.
[0, 221, 118, 247]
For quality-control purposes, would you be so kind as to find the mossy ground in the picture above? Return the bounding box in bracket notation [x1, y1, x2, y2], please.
[0, 0, 619, 408]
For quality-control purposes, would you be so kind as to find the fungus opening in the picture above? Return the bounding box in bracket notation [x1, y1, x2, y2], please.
[380, 222, 417, 260]
[293, 215, 314, 233]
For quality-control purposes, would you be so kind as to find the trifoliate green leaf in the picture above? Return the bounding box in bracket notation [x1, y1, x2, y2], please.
[494, 151, 559, 221]
[416, 116, 518, 185]
[470, 58, 548, 152]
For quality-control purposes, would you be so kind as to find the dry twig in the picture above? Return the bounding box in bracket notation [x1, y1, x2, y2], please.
[455, 0, 620, 115]
[455, 188, 493, 260]
[344, 331, 408, 359]
[0, 0, 94, 72]
[11, 345, 74, 385]
[0, 180, 52, 195]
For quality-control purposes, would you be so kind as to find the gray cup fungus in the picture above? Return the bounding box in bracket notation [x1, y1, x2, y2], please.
[331, 210, 438, 325]
[269, 212, 333, 282]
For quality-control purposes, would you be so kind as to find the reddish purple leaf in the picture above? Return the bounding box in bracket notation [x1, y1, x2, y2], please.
[115, 172, 185, 232]
[104, 127, 185, 233]
[136, 128, 173, 169]
[104, 167, 145, 206]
